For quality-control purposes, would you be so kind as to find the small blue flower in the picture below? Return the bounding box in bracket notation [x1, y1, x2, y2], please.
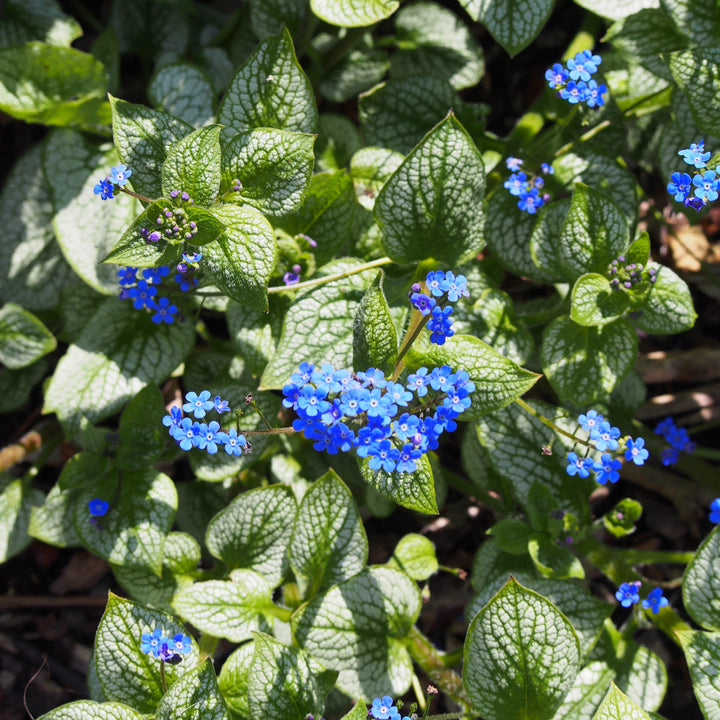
[141, 628, 165, 656]
[504, 171, 529, 196]
[625, 437, 649, 466]
[371, 697, 398, 720]
[406, 367, 430, 397]
[411, 292, 436, 316]
[592, 453, 621, 485]
[661, 447, 679, 466]
[710, 498, 720, 523]
[506, 156, 523, 171]
[214, 396, 230, 414]
[545, 62, 569, 89]
[427, 305, 454, 345]
[560, 80, 588, 104]
[591, 421, 620, 452]
[173, 417, 201, 451]
[88, 499, 109, 516]
[642, 587, 669, 614]
[183, 390, 214, 419]
[425, 270, 447, 298]
[567, 50, 600, 81]
[109, 165, 132, 186]
[118, 267, 138, 286]
[566, 452, 594, 478]
[162, 406, 183, 434]
[169, 633, 192, 654]
[585, 79, 606, 108]
[693, 169, 719, 202]
[93, 178, 115, 200]
[368, 439, 400, 472]
[152, 297, 177, 324]
[196, 420, 223, 454]
[541, 162, 554, 175]
[141, 266, 170, 285]
[578, 410, 603, 433]
[443, 271, 469, 302]
[667, 171, 692, 202]
[615, 582, 641, 607]
[128, 280, 157, 310]
[218, 428, 247, 456]
[518, 187, 543, 214]
[679, 141, 710, 169]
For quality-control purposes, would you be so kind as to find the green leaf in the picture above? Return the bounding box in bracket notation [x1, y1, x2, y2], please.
[668, 47, 720, 138]
[218, 28, 317, 137]
[661, 0, 720, 47]
[29, 482, 81, 548]
[202, 204, 277, 312]
[43, 298, 194, 435]
[72, 468, 177, 575]
[148, 62, 215, 128]
[0, 474, 44, 562]
[43, 129, 141, 294]
[464, 577, 581, 720]
[627, 233, 651, 267]
[248, 633, 336, 719]
[359, 76, 456, 154]
[156, 660, 230, 720]
[0, 145, 72, 311]
[110, 95, 193, 200]
[250, 0, 307, 37]
[392, 1, 484, 89]
[0, 361, 48, 413]
[315, 113, 363, 171]
[571, 274, 630, 327]
[629, 264, 696, 334]
[0, 303, 56, 368]
[488, 518, 534, 555]
[58, 452, 111, 491]
[292, 567, 422, 699]
[0, 42, 108, 127]
[173, 572, 273, 643]
[275, 170, 356, 265]
[353, 271, 397, 374]
[227, 299, 282, 376]
[289, 469, 368, 596]
[359, 453, 438, 514]
[260, 260, 376, 390]
[221, 128, 315, 216]
[683, 526, 720, 631]
[528, 199, 571, 283]
[374, 113, 485, 265]
[94, 593, 200, 714]
[592, 683, 653, 720]
[310, 0, 399, 26]
[37, 700, 145, 720]
[387, 533, 439, 580]
[320, 47, 390, 103]
[603, 499, 643, 538]
[115, 385, 166, 472]
[528, 532, 585, 580]
[342, 701, 370, 719]
[541, 317, 638, 404]
[558, 184, 629, 281]
[349, 147, 404, 211]
[572, 0, 660, 21]
[218, 642, 254, 718]
[161, 125, 221, 207]
[457, 0, 555, 55]
[205, 485, 297, 586]
[406, 332, 540, 420]
[0, 0, 82, 48]
[678, 630, 720, 720]
[112, 532, 200, 612]
[551, 660, 616, 720]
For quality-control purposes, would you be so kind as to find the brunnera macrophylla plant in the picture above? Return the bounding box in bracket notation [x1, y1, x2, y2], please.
[0, 0, 718, 719]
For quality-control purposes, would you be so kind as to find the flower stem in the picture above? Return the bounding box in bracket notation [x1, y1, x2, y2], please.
[514, 398, 594, 449]
[119, 187, 153, 204]
[159, 659, 167, 693]
[266, 257, 392, 294]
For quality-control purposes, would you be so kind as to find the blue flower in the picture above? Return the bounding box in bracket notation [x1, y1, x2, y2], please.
[88, 499, 109, 516]
[368, 439, 400, 472]
[541, 162, 554, 175]
[710, 498, 720, 523]
[214, 396, 231, 413]
[411, 292, 436, 316]
[195, 420, 223, 454]
[615, 582, 640, 607]
[560, 80, 588, 104]
[545, 62, 568, 89]
[678, 141, 710, 169]
[406, 368, 430, 397]
[425, 270, 447, 298]
[118, 267, 138, 286]
[591, 421, 620, 452]
[443, 271, 469, 302]
[169, 633, 192, 654]
[642, 587, 669, 614]
[427, 305, 454, 345]
[592, 454, 621, 485]
[218, 428, 246, 456]
[142, 266, 170, 285]
[162, 406, 182, 434]
[506, 156, 523, 171]
[504, 172, 528, 196]
[141, 629, 165, 656]
[173, 417, 201, 451]
[566, 452, 594, 478]
[109, 165, 132, 186]
[567, 50, 600, 81]
[93, 178, 115, 200]
[151, 297, 177, 324]
[625, 437, 649, 465]
[585, 80, 606, 108]
[183, 390, 214, 419]
[578, 410, 603, 433]
[174, 273, 198, 292]
[371, 697, 398, 720]
[128, 280, 157, 310]
[692, 170, 719, 202]
[518, 187, 543, 214]
[667, 172, 692, 202]
[298, 384, 331, 417]
[661, 447, 679, 466]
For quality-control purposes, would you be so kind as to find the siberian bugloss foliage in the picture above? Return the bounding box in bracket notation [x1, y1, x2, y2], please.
[2, 0, 720, 719]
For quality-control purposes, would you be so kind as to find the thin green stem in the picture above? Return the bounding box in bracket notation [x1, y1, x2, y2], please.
[159, 660, 167, 693]
[249, 400, 273, 431]
[553, 119, 610, 159]
[119, 187, 153, 204]
[514, 398, 594, 449]
[242, 426, 297, 437]
[266, 603, 293, 623]
[267, 257, 392, 294]
[614, 548, 695, 565]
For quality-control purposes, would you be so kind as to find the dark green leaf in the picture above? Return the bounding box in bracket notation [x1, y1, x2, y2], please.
[353, 271, 397, 374]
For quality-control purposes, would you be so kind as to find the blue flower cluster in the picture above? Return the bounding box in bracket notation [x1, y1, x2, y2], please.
[503, 157, 553, 215]
[283, 362, 474, 474]
[607, 255, 658, 291]
[409, 270, 470, 346]
[93, 164, 132, 201]
[545, 50, 606, 107]
[654, 417, 695, 466]
[141, 628, 192, 664]
[667, 140, 719, 211]
[565, 410, 648, 484]
[369, 696, 410, 720]
[162, 391, 245, 456]
[615, 582, 668, 614]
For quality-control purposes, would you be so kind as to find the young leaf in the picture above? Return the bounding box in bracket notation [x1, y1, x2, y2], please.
[528, 532, 585, 580]
[110, 96, 193, 200]
[155, 660, 230, 720]
[603, 498, 643, 538]
[115, 384, 166, 472]
[388, 533, 439, 580]
[0, 474, 44, 562]
[311, 0, 398, 26]
[592, 683, 654, 720]
[464, 577, 581, 720]
[289, 470, 368, 596]
[247, 633, 336, 720]
[218, 27, 317, 137]
[571, 274, 630, 327]
[374, 113, 485, 265]
[205, 485, 297, 587]
[683, 526, 720, 631]
[221, 128, 315, 216]
[349, 147, 405, 211]
[29, 483, 81, 548]
[353, 271, 397, 374]
[202, 204, 277, 312]
[541, 316, 638, 404]
[173, 572, 273, 643]
[148, 62, 215, 128]
[43, 298, 194, 435]
[291, 567, 422, 699]
[161, 125, 222, 207]
[36, 700, 145, 720]
[0, 303, 56, 368]
[629, 264, 696, 334]
[94, 593, 200, 714]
